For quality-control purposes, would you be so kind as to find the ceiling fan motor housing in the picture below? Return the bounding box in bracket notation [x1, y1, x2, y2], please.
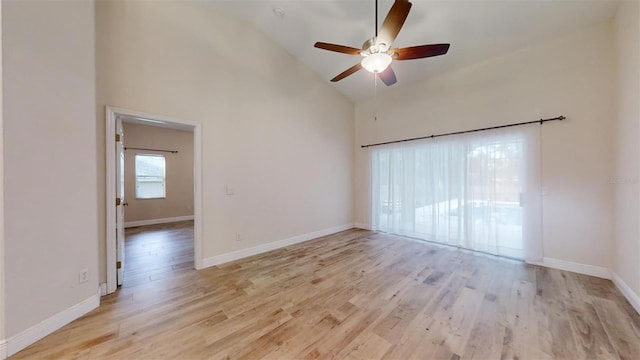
[361, 37, 390, 56]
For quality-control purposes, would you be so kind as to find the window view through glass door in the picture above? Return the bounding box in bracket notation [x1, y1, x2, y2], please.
[372, 129, 533, 259]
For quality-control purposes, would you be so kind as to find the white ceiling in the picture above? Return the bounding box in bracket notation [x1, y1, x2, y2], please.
[207, 0, 619, 103]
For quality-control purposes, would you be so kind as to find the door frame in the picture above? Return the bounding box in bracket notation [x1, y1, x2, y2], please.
[105, 106, 203, 294]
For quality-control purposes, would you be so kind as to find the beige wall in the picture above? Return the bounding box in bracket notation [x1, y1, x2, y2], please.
[3, 0, 98, 338]
[355, 22, 615, 270]
[613, 1, 640, 300]
[123, 123, 194, 223]
[0, 0, 4, 344]
[96, 1, 354, 281]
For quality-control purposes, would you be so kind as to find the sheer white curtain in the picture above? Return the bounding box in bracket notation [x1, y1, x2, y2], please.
[371, 125, 542, 261]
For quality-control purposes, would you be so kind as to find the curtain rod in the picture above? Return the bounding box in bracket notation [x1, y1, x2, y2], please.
[124, 147, 178, 154]
[360, 115, 565, 148]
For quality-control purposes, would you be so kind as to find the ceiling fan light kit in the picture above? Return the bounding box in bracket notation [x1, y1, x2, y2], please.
[361, 53, 393, 73]
[314, 0, 450, 86]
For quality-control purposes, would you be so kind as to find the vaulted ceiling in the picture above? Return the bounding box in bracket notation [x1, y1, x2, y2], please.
[209, 0, 619, 102]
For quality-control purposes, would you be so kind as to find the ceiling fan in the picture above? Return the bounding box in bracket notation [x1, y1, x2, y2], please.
[314, 0, 450, 86]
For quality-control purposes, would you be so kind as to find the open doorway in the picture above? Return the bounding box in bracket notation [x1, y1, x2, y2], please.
[105, 106, 202, 294]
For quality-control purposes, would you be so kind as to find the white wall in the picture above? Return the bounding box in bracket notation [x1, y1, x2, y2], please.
[3, 0, 98, 339]
[123, 123, 194, 223]
[96, 1, 354, 278]
[612, 1, 640, 302]
[355, 22, 615, 270]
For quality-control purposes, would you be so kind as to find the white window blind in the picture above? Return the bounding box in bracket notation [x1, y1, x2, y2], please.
[135, 154, 166, 199]
[371, 125, 542, 261]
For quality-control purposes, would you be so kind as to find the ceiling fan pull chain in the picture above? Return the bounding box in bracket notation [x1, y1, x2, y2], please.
[374, 74, 378, 121]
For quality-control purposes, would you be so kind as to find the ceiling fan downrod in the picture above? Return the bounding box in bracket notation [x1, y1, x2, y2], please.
[375, 0, 378, 38]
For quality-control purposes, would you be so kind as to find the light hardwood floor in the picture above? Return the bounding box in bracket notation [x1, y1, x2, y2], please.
[10, 222, 640, 359]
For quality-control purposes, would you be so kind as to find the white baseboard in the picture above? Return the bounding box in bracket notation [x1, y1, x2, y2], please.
[99, 282, 108, 296]
[202, 223, 354, 268]
[0, 340, 7, 360]
[528, 257, 611, 279]
[354, 222, 371, 230]
[6, 291, 100, 357]
[611, 271, 640, 315]
[124, 215, 194, 228]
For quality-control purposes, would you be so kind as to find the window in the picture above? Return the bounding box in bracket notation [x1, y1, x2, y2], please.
[135, 154, 166, 199]
[371, 125, 541, 261]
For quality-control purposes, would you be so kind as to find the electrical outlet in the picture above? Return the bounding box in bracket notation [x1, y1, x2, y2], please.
[235, 233, 241, 242]
[79, 269, 89, 284]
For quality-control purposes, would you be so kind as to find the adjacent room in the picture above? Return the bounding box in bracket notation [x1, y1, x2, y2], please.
[0, 0, 638, 359]
[120, 120, 195, 288]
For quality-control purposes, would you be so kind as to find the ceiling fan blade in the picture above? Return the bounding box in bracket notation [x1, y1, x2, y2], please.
[377, 0, 412, 48]
[392, 44, 450, 60]
[378, 66, 397, 86]
[314, 42, 362, 55]
[331, 63, 363, 82]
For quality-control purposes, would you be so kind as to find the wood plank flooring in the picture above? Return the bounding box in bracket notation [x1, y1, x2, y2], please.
[122, 221, 195, 288]
[10, 222, 640, 359]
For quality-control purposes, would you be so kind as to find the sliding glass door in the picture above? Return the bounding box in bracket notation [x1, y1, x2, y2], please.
[371, 126, 541, 261]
